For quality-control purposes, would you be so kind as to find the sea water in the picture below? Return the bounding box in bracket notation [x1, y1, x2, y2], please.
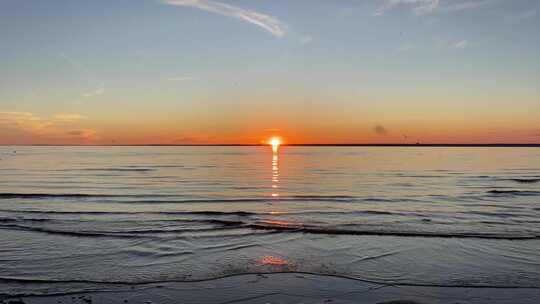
[0, 146, 539, 296]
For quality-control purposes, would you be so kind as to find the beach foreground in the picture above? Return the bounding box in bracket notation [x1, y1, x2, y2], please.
[2, 273, 539, 304]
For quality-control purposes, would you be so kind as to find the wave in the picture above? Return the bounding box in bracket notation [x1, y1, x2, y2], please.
[2, 271, 539, 298]
[0, 193, 430, 206]
[0, 193, 223, 200]
[487, 190, 540, 196]
[508, 178, 540, 184]
[246, 223, 539, 240]
[0, 209, 258, 216]
[0, 193, 273, 204]
[57, 168, 156, 172]
[0, 225, 142, 238]
[0, 208, 427, 219]
[0, 217, 51, 223]
[465, 211, 520, 218]
[467, 176, 540, 183]
[0, 216, 245, 226]
[0, 193, 126, 199]
[0, 221, 252, 238]
[3, 219, 535, 240]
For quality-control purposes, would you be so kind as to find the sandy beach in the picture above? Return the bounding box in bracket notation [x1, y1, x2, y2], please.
[2, 273, 539, 304]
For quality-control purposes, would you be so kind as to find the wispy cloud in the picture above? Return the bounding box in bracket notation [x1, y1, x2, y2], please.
[300, 35, 313, 45]
[396, 43, 416, 52]
[375, 0, 440, 16]
[60, 54, 106, 99]
[0, 111, 52, 134]
[163, 0, 287, 37]
[443, 0, 495, 12]
[0, 111, 96, 142]
[375, 0, 496, 16]
[435, 38, 470, 50]
[53, 113, 86, 123]
[65, 129, 97, 140]
[452, 40, 468, 49]
[83, 84, 105, 98]
[374, 125, 389, 135]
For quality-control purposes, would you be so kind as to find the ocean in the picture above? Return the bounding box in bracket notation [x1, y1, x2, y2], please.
[0, 146, 539, 297]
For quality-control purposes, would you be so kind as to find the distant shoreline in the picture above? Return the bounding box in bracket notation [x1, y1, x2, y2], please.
[1, 144, 540, 147]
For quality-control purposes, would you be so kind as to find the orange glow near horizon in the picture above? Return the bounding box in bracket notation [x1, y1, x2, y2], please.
[3, 118, 540, 145]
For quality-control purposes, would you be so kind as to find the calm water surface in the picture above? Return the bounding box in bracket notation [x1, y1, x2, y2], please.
[0, 146, 539, 296]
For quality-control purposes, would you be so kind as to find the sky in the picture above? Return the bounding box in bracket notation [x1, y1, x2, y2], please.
[0, 0, 539, 145]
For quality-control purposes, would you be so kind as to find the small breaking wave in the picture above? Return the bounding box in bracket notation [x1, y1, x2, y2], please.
[0, 208, 425, 218]
[1, 271, 539, 299]
[246, 222, 539, 240]
[487, 190, 540, 196]
[0, 193, 360, 203]
[0, 193, 121, 199]
[0, 224, 142, 238]
[0, 193, 436, 206]
[0, 209, 258, 216]
[508, 178, 540, 184]
[58, 168, 156, 172]
[2, 216, 536, 240]
[0, 222, 250, 238]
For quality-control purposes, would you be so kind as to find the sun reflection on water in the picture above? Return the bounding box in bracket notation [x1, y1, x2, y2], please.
[260, 255, 288, 266]
[271, 151, 279, 197]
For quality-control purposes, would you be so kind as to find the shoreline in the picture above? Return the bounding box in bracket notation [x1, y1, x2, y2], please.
[3, 273, 539, 304]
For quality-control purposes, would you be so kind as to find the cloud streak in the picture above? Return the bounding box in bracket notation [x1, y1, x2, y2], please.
[60, 54, 106, 99]
[443, 0, 494, 12]
[300, 35, 313, 45]
[83, 84, 105, 98]
[0, 111, 97, 143]
[164, 0, 287, 37]
[452, 40, 468, 49]
[396, 43, 416, 52]
[375, 0, 496, 16]
[375, 0, 440, 16]
[53, 113, 87, 123]
[374, 125, 389, 135]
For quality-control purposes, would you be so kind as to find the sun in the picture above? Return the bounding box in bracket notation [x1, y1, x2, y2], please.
[270, 137, 281, 147]
[268, 137, 282, 152]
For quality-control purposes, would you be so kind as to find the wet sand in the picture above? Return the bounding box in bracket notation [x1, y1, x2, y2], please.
[2, 273, 539, 304]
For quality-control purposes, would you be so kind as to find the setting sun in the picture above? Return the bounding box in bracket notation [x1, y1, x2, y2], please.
[269, 137, 282, 152]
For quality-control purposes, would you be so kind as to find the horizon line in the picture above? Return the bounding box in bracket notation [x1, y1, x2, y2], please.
[1, 143, 540, 147]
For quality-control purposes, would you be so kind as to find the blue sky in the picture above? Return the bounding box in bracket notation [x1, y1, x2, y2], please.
[0, 0, 539, 144]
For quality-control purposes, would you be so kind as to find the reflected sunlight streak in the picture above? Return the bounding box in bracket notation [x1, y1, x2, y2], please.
[271, 153, 279, 197]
